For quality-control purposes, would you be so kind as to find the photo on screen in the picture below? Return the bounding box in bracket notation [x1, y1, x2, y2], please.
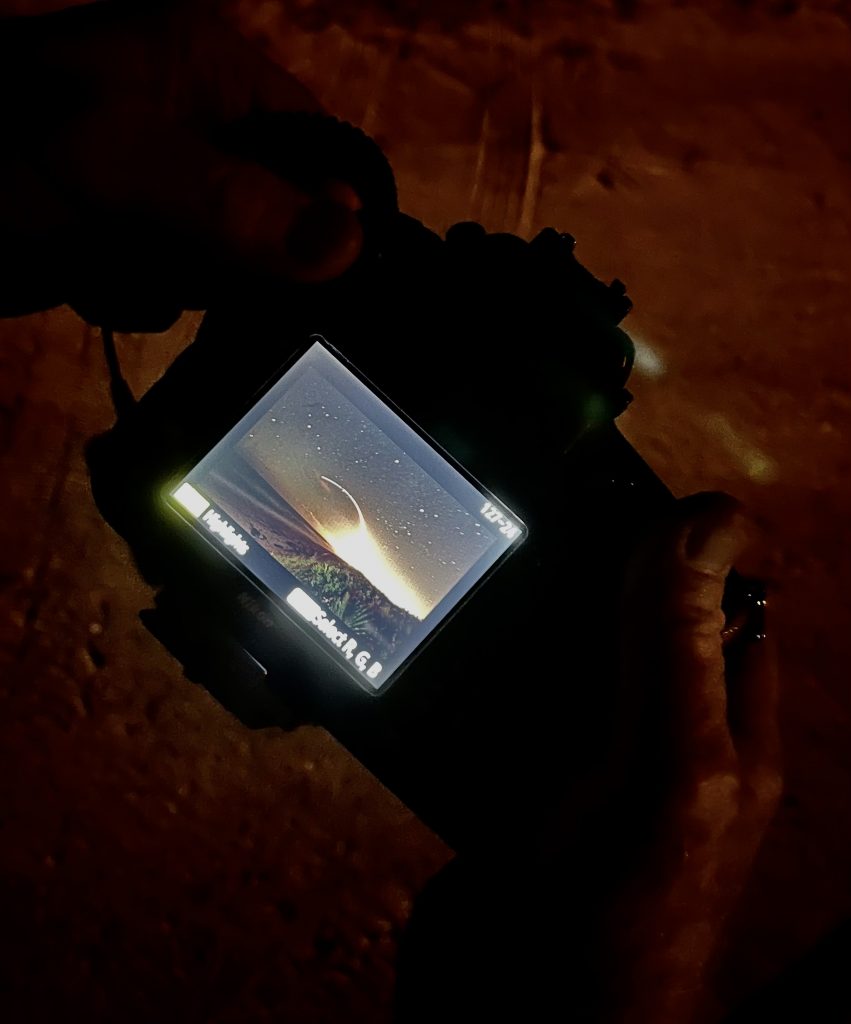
[173, 341, 524, 685]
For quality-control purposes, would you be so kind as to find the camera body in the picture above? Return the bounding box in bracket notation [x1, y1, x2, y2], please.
[88, 213, 675, 850]
[87, 118, 676, 848]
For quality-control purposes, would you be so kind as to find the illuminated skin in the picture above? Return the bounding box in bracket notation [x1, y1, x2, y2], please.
[396, 495, 781, 1024]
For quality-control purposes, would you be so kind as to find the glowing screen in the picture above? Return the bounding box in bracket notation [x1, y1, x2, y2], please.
[168, 340, 526, 693]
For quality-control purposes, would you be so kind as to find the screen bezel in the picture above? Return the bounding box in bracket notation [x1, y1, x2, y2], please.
[162, 333, 527, 697]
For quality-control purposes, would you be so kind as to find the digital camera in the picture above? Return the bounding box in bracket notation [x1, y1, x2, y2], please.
[86, 117, 745, 849]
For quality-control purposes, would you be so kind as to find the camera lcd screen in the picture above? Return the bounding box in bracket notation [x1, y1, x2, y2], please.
[167, 339, 526, 694]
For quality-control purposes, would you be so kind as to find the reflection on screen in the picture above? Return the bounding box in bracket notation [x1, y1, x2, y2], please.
[169, 341, 526, 693]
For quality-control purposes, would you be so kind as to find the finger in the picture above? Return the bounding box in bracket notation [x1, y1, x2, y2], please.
[179, 18, 369, 212]
[53, 109, 363, 287]
[0, 113, 166, 325]
[228, 34, 324, 118]
[621, 493, 750, 771]
[182, 14, 325, 124]
[726, 626, 781, 795]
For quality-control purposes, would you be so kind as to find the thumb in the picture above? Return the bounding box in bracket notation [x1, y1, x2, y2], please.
[620, 493, 750, 773]
[190, 152, 364, 283]
[56, 108, 364, 287]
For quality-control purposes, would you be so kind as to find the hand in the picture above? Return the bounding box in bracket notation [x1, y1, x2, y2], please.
[394, 493, 781, 1024]
[587, 492, 781, 1023]
[0, 2, 363, 330]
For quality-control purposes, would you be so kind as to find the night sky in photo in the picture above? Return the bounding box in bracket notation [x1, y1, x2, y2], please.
[236, 349, 496, 619]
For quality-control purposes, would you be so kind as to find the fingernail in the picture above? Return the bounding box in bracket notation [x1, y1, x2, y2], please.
[285, 200, 354, 265]
[682, 497, 747, 573]
[323, 181, 363, 212]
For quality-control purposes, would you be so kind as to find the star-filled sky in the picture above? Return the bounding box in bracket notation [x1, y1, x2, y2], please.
[236, 348, 495, 619]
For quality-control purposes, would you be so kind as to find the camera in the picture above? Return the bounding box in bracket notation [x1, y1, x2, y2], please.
[86, 116, 731, 850]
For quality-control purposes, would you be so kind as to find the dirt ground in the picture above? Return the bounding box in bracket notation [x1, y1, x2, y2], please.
[2, 1, 851, 1021]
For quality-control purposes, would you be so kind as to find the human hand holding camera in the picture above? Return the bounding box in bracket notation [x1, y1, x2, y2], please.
[1, 4, 781, 1021]
[0, 1, 363, 329]
[395, 493, 780, 1023]
[593, 493, 780, 1022]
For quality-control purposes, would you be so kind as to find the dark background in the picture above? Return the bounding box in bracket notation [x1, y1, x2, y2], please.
[2, 1, 851, 1020]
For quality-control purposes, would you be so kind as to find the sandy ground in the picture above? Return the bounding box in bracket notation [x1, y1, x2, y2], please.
[2, 1, 851, 1020]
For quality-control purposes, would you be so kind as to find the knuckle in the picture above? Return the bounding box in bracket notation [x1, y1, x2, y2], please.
[666, 599, 726, 665]
[753, 766, 783, 808]
[681, 768, 741, 830]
